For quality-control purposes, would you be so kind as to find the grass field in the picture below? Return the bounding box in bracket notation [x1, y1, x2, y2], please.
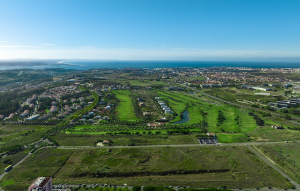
[0, 125, 54, 148]
[256, 142, 300, 184]
[0, 148, 30, 172]
[217, 134, 250, 143]
[247, 126, 300, 142]
[114, 90, 140, 121]
[0, 148, 73, 191]
[0, 146, 294, 190]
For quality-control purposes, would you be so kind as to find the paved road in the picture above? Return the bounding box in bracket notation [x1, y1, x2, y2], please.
[0, 153, 32, 181]
[248, 145, 300, 190]
[56, 141, 291, 150]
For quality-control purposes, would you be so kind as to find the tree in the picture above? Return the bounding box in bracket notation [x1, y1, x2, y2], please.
[284, 114, 292, 120]
[132, 186, 141, 191]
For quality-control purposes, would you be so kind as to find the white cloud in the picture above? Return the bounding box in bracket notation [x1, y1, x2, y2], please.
[40, 43, 55, 46]
[0, 46, 42, 48]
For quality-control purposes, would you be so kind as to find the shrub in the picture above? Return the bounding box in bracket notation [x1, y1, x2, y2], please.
[133, 186, 141, 191]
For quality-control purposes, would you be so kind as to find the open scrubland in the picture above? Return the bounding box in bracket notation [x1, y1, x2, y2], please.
[52, 133, 200, 146]
[256, 142, 300, 184]
[0, 125, 54, 149]
[0, 146, 294, 190]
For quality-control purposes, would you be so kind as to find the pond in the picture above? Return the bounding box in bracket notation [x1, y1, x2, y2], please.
[171, 110, 190, 124]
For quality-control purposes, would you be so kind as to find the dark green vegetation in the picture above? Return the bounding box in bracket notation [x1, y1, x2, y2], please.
[0, 88, 44, 116]
[0, 146, 294, 190]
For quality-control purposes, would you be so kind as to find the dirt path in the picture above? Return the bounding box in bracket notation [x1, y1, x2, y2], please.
[248, 145, 300, 190]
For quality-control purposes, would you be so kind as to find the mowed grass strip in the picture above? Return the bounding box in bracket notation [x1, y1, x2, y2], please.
[114, 90, 140, 121]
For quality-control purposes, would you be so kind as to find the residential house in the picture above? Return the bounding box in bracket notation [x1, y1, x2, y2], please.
[139, 102, 146, 107]
[21, 110, 30, 117]
[50, 106, 57, 113]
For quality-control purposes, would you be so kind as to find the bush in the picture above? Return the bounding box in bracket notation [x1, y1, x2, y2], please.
[3, 159, 12, 164]
[133, 186, 141, 191]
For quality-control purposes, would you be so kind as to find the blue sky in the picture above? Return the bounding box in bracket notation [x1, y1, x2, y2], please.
[0, 0, 299, 60]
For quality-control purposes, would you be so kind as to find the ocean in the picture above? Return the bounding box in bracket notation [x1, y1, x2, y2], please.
[0, 60, 300, 70]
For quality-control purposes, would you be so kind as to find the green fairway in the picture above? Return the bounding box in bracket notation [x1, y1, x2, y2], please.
[156, 90, 258, 134]
[114, 90, 140, 121]
[217, 134, 250, 143]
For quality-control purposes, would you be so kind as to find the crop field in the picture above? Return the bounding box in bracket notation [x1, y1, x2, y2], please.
[114, 90, 140, 121]
[256, 142, 300, 184]
[0, 146, 294, 190]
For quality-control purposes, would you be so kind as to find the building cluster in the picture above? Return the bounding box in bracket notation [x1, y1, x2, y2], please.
[155, 97, 173, 114]
[27, 94, 38, 103]
[270, 98, 300, 108]
[40, 85, 79, 99]
[261, 68, 300, 74]
[241, 85, 274, 91]
[28, 177, 52, 191]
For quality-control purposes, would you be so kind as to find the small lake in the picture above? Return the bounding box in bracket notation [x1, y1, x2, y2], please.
[172, 110, 190, 124]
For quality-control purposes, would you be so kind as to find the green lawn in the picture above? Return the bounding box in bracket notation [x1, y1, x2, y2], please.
[114, 90, 140, 121]
[217, 134, 250, 143]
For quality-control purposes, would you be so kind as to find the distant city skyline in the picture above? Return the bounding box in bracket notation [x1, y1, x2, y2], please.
[0, 0, 299, 60]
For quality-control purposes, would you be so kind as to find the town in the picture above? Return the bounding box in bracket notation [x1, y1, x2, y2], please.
[1, 67, 300, 191]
